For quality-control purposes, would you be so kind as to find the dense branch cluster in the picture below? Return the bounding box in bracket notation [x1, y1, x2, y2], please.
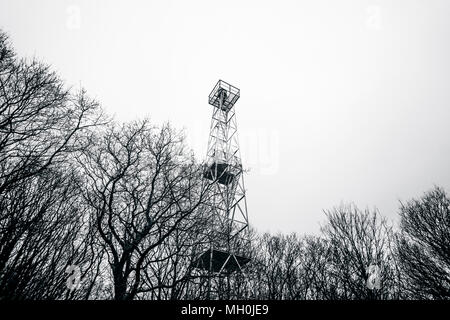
[0, 31, 448, 300]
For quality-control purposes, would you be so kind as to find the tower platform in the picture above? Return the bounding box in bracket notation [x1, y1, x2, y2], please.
[208, 80, 240, 111]
[203, 162, 238, 185]
[193, 248, 250, 274]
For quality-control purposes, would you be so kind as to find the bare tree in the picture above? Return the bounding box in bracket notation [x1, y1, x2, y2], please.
[0, 30, 105, 300]
[247, 233, 302, 299]
[0, 168, 104, 300]
[78, 120, 210, 300]
[320, 204, 400, 299]
[301, 236, 338, 299]
[240, 232, 323, 300]
[397, 186, 450, 299]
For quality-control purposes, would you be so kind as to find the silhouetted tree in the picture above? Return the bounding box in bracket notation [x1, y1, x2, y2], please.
[0, 30, 105, 300]
[247, 233, 303, 299]
[78, 120, 211, 300]
[242, 233, 327, 300]
[397, 186, 450, 299]
[320, 204, 401, 299]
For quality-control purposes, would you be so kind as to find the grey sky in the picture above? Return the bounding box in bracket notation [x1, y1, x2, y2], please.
[1, 0, 449, 235]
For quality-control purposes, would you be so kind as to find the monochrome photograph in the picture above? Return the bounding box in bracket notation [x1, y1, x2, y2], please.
[0, 1, 448, 314]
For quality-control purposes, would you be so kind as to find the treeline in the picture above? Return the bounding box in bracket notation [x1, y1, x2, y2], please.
[0, 31, 449, 300]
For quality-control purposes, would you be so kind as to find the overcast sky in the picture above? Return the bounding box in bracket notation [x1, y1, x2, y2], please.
[1, 0, 449, 235]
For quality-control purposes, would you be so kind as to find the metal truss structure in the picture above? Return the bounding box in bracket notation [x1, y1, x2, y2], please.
[192, 80, 250, 297]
